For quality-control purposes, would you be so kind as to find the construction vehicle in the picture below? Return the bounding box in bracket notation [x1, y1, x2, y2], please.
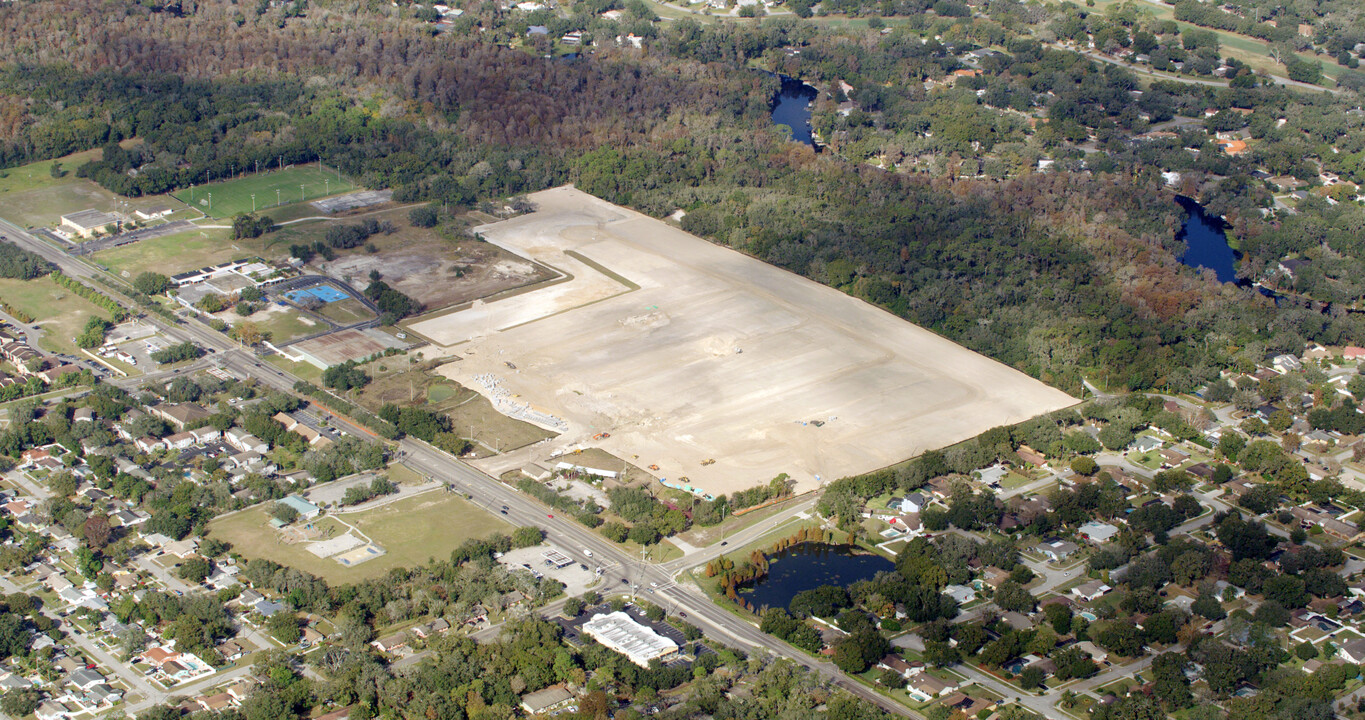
[648, 464, 660, 471]
[701, 458, 716, 466]
[592, 432, 611, 440]
[505, 361, 516, 369]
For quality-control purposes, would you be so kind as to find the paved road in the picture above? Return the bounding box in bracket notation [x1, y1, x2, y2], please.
[398, 438, 918, 716]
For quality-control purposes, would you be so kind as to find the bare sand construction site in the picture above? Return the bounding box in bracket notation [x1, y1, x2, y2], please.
[412, 186, 1076, 497]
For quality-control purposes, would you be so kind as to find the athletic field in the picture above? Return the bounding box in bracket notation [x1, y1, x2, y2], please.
[172, 166, 356, 218]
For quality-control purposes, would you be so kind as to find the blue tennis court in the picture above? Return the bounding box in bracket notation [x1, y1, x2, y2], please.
[285, 285, 350, 304]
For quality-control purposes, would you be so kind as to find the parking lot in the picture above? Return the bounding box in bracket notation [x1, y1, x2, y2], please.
[496, 544, 602, 597]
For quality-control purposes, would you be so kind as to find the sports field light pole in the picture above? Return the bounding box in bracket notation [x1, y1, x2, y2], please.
[300, 184, 306, 201]
[251, 194, 256, 213]
[208, 192, 212, 211]
[276, 189, 281, 207]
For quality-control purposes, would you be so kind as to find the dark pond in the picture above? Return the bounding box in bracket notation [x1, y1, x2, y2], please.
[1175, 195, 1238, 283]
[739, 542, 895, 611]
[770, 74, 819, 147]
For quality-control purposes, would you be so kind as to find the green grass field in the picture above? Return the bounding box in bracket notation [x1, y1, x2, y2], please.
[244, 306, 324, 344]
[173, 166, 357, 219]
[208, 491, 510, 584]
[90, 227, 265, 277]
[315, 298, 374, 325]
[0, 276, 113, 356]
[264, 353, 323, 384]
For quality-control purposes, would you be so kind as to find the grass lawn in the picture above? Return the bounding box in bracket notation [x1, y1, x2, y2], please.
[1130, 450, 1163, 471]
[1001, 471, 1034, 490]
[172, 166, 356, 219]
[247, 306, 324, 344]
[386, 463, 426, 486]
[91, 226, 276, 277]
[264, 353, 323, 384]
[0, 148, 105, 195]
[209, 491, 510, 584]
[0, 276, 113, 355]
[674, 493, 812, 548]
[315, 298, 374, 325]
[357, 366, 556, 455]
[0, 145, 154, 228]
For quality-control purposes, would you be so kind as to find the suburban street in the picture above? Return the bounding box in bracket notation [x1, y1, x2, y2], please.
[0, 217, 923, 716]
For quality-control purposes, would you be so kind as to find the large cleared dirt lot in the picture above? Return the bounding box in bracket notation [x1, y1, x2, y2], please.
[421, 187, 1076, 497]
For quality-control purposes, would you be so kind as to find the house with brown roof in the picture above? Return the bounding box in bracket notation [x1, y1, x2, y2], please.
[1016, 446, 1047, 467]
[196, 692, 234, 711]
[905, 673, 955, 701]
[141, 647, 180, 667]
[150, 403, 211, 429]
[876, 654, 917, 679]
[371, 633, 409, 654]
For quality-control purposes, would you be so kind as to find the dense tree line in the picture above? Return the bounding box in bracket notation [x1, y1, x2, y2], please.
[0, 241, 51, 279]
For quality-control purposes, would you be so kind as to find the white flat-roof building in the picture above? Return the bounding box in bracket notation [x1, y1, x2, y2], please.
[61, 209, 119, 238]
[582, 611, 678, 667]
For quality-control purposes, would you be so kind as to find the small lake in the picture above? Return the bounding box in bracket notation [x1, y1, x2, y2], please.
[770, 74, 818, 147]
[739, 542, 895, 611]
[1175, 195, 1237, 283]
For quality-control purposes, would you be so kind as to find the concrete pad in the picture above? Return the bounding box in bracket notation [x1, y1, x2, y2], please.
[421, 187, 1076, 497]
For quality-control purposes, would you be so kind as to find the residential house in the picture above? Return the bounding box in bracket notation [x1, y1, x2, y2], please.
[72, 407, 94, 423]
[134, 437, 162, 454]
[943, 584, 976, 604]
[1036, 539, 1079, 563]
[1160, 447, 1190, 466]
[1000, 611, 1033, 631]
[226, 680, 258, 702]
[1078, 521, 1120, 544]
[904, 673, 954, 702]
[217, 640, 245, 661]
[36, 700, 72, 720]
[411, 618, 450, 638]
[894, 493, 926, 514]
[1339, 637, 1365, 664]
[1131, 436, 1162, 454]
[197, 693, 234, 712]
[372, 632, 409, 654]
[1291, 506, 1363, 542]
[876, 654, 917, 679]
[254, 599, 286, 617]
[1272, 354, 1303, 374]
[1016, 445, 1047, 467]
[1072, 580, 1112, 602]
[142, 646, 181, 668]
[68, 667, 105, 691]
[977, 464, 1010, 486]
